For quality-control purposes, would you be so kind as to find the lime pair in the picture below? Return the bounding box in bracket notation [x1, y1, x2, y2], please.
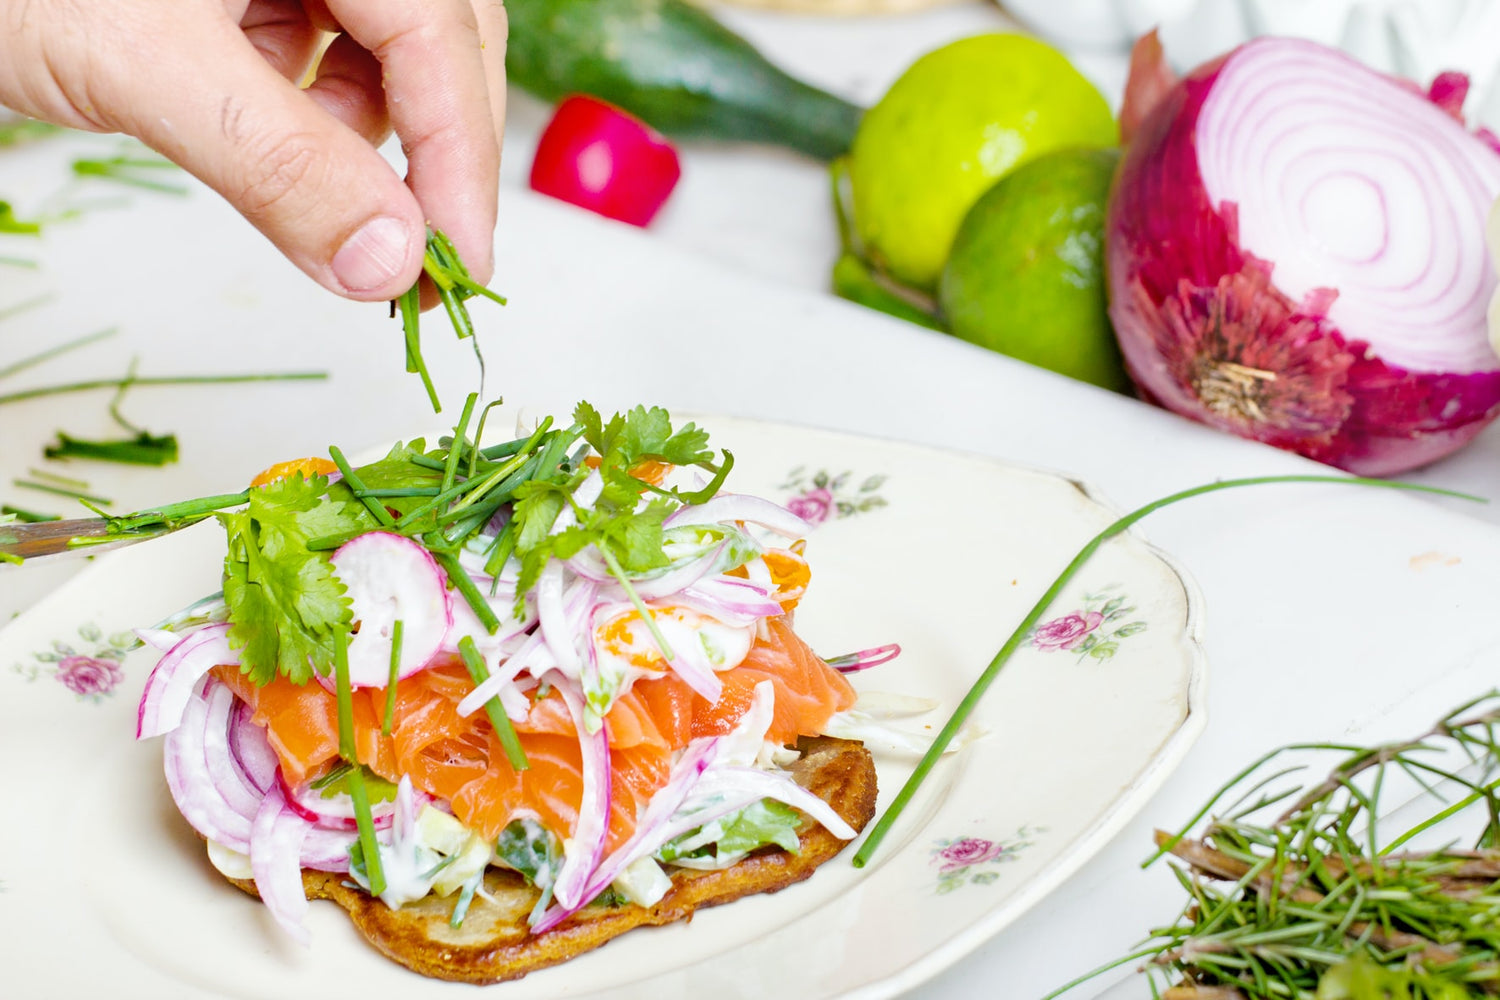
[841, 34, 1128, 392]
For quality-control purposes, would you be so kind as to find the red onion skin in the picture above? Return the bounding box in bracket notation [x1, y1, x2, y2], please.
[1108, 46, 1500, 476]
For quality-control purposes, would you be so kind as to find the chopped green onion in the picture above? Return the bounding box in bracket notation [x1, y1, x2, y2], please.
[383, 620, 404, 737]
[457, 636, 528, 771]
[333, 626, 386, 895]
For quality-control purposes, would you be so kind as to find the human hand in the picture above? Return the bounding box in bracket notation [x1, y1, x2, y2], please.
[0, 0, 506, 302]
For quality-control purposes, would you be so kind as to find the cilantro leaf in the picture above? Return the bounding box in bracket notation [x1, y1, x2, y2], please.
[220, 475, 364, 685]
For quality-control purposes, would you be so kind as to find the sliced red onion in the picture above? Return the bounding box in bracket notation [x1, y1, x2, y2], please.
[329, 531, 452, 688]
[1110, 36, 1500, 475]
[680, 577, 785, 621]
[163, 678, 255, 853]
[133, 628, 179, 652]
[250, 784, 314, 947]
[628, 543, 725, 600]
[549, 679, 612, 909]
[825, 643, 903, 673]
[278, 770, 420, 832]
[137, 623, 236, 739]
[536, 560, 580, 677]
[664, 494, 812, 538]
[228, 699, 278, 795]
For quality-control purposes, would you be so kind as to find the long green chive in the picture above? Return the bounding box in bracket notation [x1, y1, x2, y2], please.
[333, 626, 386, 895]
[0, 320, 102, 375]
[467, 399, 507, 479]
[457, 636, 528, 771]
[382, 620, 404, 737]
[44, 430, 178, 466]
[852, 474, 1484, 868]
[442, 393, 479, 497]
[432, 549, 500, 634]
[483, 519, 518, 580]
[0, 371, 325, 407]
[106, 491, 250, 532]
[72, 155, 187, 194]
[350, 487, 443, 499]
[1, 505, 59, 522]
[12, 479, 112, 505]
[329, 446, 394, 529]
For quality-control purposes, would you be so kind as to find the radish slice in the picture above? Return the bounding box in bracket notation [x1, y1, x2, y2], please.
[137, 623, 236, 739]
[330, 531, 451, 688]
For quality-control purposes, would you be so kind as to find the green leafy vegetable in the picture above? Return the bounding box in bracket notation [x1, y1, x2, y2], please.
[219, 474, 366, 685]
[657, 799, 802, 865]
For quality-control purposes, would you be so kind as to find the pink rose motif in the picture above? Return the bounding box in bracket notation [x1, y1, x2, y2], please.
[1032, 611, 1105, 652]
[55, 655, 124, 696]
[938, 837, 1003, 872]
[786, 486, 835, 526]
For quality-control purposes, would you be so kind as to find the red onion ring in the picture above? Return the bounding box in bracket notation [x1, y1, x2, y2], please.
[664, 494, 812, 538]
[137, 623, 235, 739]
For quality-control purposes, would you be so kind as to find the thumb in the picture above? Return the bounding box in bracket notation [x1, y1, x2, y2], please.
[110, 9, 426, 300]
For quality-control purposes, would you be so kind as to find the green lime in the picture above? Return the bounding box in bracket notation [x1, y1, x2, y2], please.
[848, 33, 1117, 292]
[937, 147, 1129, 392]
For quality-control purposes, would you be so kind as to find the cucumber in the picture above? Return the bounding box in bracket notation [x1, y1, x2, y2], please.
[505, 0, 865, 161]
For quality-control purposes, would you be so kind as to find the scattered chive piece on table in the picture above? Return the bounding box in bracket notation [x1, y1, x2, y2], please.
[11, 478, 112, 505]
[71, 155, 187, 195]
[45, 430, 178, 466]
[851, 474, 1486, 869]
[1, 505, 59, 523]
[0, 371, 326, 407]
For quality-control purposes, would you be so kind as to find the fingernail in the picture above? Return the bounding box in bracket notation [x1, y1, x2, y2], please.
[331, 216, 413, 293]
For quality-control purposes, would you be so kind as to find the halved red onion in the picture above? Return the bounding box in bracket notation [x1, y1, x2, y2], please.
[1109, 36, 1500, 475]
[665, 494, 812, 538]
[137, 623, 236, 739]
[330, 531, 451, 688]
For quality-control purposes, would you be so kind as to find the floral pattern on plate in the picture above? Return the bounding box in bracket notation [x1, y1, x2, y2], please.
[1030, 587, 1147, 663]
[779, 467, 887, 525]
[930, 827, 1039, 893]
[12, 621, 136, 701]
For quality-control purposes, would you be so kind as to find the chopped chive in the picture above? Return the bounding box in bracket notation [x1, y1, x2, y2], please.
[396, 283, 440, 413]
[0, 256, 38, 269]
[382, 620, 403, 737]
[457, 636, 528, 771]
[431, 549, 500, 634]
[483, 519, 517, 580]
[851, 474, 1487, 869]
[480, 423, 547, 460]
[351, 487, 442, 499]
[12, 479, 112, 505]
[306, 528, 381, 552]
[407, 454, 453, 473]
[0, 293, 60, 329]
[329, 446, 394, 529]
[333, 626, 386, 895]
[1, 505, 60, 523]
[45, 430, 178, 466]
[71, 156, 188, 195]
[0, 118, 62, 147]
[25, 467, 90, 489]
[467, 399, 507, 479]
[0, 201, 41, 234]
[105, 490, 249, 532]
[442, 393, 479, 497]
[0, 371, 326, 407]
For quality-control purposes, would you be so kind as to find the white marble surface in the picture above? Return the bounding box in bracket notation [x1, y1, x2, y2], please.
[3, 5, 1500, 997]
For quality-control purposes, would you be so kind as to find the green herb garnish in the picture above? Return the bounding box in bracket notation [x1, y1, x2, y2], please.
[1045, 693, 1500, 999]
[44, 430, 178, 466]
[71, 154, 186, 195]
[853, 474, 1485, 869]
[332, 626, 386, 896]
[396, 228, 507, 413]
[458, 635, 528, 771]
[0, 370, 326, 407]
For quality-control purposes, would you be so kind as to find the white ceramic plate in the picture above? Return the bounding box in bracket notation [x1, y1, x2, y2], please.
[0, 415, 1205, 999]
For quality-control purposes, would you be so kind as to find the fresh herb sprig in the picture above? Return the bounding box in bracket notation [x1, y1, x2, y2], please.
[1046, 694, 1500, 999]
[396, 228, 507, 413]
[852, 475, 1484, 869]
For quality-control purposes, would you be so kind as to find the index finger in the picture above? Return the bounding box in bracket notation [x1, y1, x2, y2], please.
[323, 0, 502, 285]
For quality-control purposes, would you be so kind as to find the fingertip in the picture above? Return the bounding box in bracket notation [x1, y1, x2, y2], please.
[329, 214, 424, 299]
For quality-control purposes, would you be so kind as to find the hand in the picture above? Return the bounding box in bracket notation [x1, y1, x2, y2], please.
[0, 0, 507, 302]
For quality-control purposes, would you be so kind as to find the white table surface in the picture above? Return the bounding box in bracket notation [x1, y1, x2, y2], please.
[4, 5, 1500, 998]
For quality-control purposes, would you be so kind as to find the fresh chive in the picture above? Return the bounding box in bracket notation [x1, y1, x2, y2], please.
[329, 446, 395, 529]
[305, 528, 379, 552]
[25, 467, 90, 489]
[12, 479, 112, 504]
[333, 625, 386, 895]
[442, 393, 479, 497]
[1, 505, 59, 522]
[0, 371, 326, 407]
[0, 256, 38, 269]
[431, 548, 500, 634]
[71, 156, 188, 195]
[852, 474, 1486, 869]
[351, 487, 443, 499]
[457, 636, 528, 771]
[483, 519, 517, 580]
[45, 430, 179, 466]
[467, 399, 507, 479]
[0, 201, 41, 234]
[0, 293, 60, 329]
[0, 118, 62, 147]
[382, 620, 404, 737]
[479, 424, 546, 460]
[396, 282, 440, 413]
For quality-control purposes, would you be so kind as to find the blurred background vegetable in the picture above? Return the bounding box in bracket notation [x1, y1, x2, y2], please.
[528, 96, 683, 228]
[505, 0, 865, 160]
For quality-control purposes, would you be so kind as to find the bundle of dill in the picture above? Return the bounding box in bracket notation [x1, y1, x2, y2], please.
[1052, 695, 1500, 999]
